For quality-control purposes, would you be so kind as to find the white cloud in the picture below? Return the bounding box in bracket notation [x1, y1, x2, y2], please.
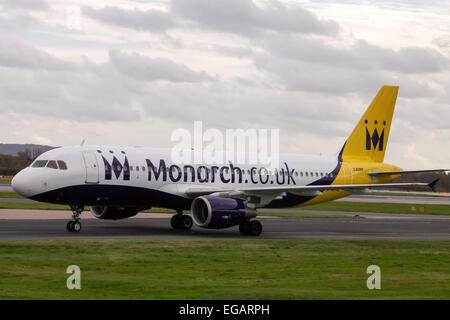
[0, 36, 70, 70]
[0, 0, 49, 11]
[171, 0, 339, 36]
[260, 35, 448, 74]
[84, 5, 176, 32]
[108, 49, 214, 82]
[0, 0, 448, 169]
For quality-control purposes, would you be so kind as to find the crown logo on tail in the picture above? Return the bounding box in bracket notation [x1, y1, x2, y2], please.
[365, 120, 385, 151]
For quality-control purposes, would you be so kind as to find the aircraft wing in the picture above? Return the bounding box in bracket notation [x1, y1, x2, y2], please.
[238, 181, 439, 194]
[184, 179, 440, 199]
[368, 169, 449, 176]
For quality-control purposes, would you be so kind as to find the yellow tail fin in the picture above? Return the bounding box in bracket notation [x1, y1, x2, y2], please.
[341, 85, 399, 163]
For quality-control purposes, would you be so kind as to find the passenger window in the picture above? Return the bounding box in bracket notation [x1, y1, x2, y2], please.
[47, 160, 58, 169]
[32, 160, 48, 168]
[320, 172, 324, 177]
[57, 161, 67, 170]
[305, 172, 308, 177]
[142, 166, 145, 171]
[300, 172, 303, 177]
[136, 166, 140, 172]
[130, 166, 133, 171]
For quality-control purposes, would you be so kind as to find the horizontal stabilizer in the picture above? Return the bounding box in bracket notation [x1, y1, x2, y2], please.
[428, 178, 440, 192]
[368, 169, 449, 176]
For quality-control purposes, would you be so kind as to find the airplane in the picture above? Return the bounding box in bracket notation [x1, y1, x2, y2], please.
[11, 85, 448, 235]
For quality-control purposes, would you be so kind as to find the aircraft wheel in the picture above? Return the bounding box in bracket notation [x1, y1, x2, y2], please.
[67, 221, 81, 232]
[170, 214, 183, 229]
[239, 220, 250, 235]
[171, 214, 193, 230]
[182, 215, 193, 230]
[248, 220, 262, 236]
[72, 221, 82, 232]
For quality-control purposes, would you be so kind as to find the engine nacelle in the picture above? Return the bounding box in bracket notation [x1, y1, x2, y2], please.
[90, 206, 141, 220]
[191, 196, 256, 229]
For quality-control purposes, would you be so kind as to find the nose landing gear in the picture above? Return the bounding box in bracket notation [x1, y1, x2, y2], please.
[67, 220, 82, 232]
[67, 205, 84, 233]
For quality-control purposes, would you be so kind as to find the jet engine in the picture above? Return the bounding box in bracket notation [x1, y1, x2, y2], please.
[90, 206, 141, 220]
[191, 196, 256, 229]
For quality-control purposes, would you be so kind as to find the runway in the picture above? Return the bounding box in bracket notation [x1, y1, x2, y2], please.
[0, 209, 449, 240]
[0, 185, 13, 192]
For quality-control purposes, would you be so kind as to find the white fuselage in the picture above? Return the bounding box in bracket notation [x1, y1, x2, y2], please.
[12, 145, 340, 210]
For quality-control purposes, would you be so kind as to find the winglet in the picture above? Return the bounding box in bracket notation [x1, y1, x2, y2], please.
[428, 179, 440, 192]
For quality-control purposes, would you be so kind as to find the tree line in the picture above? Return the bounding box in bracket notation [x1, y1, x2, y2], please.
[393, 172, 450, 193]
[0, 148, 44, 175]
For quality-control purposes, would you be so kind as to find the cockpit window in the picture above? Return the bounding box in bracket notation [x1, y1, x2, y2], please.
[32, 160, 48, 168]
[57, 160, 67, 170]
[32, 159, 68, 170]
[47, 160, 58, 169]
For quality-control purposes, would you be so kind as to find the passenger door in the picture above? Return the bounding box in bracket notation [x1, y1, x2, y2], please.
[82, 151, 99, 184]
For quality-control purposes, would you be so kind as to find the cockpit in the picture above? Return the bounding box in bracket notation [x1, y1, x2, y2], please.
[31, 160, 68, 170]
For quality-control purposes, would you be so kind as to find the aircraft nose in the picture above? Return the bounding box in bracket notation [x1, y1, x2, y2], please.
[12, 170, 32, 197]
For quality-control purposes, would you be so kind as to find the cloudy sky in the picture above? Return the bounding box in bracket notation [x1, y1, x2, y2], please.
[0, 0, 449, 169]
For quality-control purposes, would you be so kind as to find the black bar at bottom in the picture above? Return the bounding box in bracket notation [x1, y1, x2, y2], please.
[0, 300, 445, 319]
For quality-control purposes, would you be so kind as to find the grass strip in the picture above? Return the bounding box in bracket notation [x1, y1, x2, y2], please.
[0, 240, 448, 299]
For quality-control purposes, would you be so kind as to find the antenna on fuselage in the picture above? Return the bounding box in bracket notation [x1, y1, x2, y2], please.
[80, 139, 86, 146]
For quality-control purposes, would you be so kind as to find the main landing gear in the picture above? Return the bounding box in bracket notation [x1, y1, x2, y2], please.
[67, 205, 84, 233]
[171, 211, 193, 230]
[239, 219, 263, 236]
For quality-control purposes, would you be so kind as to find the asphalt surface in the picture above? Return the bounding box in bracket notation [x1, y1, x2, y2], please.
[0, 210, 449, 240]
[1, 187, 449, 241]
[0, 185, 13, 192]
